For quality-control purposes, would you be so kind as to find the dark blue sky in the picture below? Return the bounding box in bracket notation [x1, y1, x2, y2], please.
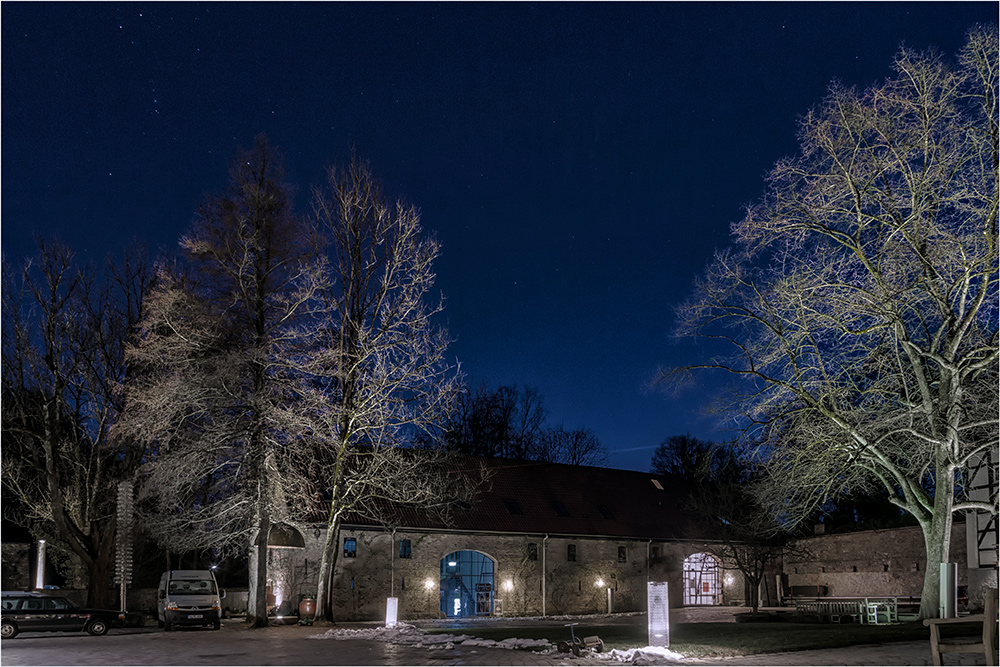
[3, 3, 994, 472]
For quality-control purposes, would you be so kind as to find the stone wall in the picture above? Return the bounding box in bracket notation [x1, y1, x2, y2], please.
[784, 523, 968, 598]
[273, 525, 738, 621]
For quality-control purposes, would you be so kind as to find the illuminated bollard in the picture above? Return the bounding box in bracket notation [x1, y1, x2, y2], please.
[385, 597, 399, 627]
[35, 539, 46, 590]
[648, 581, 669, 647]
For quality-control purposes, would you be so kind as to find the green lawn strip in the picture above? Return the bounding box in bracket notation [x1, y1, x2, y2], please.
[426, 621, 985, 657]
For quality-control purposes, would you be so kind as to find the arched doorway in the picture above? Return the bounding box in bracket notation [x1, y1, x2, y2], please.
[683, 552, 721, 605]
[440, 550, 495, 617]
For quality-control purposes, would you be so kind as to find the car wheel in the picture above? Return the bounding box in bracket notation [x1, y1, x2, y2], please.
[87, 619, 109, 636]
[1, 620, 18, 639]
[213, 619, 221, 630]
[157, 619, 164, 628]
[164, 620, 172, 632]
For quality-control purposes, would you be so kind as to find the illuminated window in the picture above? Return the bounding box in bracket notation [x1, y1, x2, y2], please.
[683, 552, 721, 605]
[399, 539, 411, 559]
[344, 537, 357, 558]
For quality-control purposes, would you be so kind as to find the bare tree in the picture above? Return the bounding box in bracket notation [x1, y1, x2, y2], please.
[441, 383, 607, 465]
[655, 437, 791, 613]
[538, 425, 607, 466]
[307, 156, 462, 622]
[666, 27, 998, 619]
[650, 434, 717, 478]
[121, 137, 325, 627]
[1, 239, 151, 607]
[442, 384, 546, 460]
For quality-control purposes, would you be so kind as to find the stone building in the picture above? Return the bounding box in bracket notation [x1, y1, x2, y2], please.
[783, 522, 969, 600]
[965, 448, 1000, 605]
[265, 458, 746, 621]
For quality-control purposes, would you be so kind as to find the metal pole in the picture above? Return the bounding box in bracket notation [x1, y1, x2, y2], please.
[939, 563, 957, 618]
[542, 535, 548, 617]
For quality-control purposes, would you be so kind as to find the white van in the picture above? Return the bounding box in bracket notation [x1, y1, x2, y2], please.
[157, 570, 224, 631]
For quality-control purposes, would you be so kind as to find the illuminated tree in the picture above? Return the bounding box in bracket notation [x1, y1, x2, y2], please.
[667, 27, 998, 618]
[122, 137, 325, 627]
[306, 156, 462, 621]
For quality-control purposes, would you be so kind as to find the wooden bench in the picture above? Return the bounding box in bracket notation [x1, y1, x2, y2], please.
[924, 587, 998, 666]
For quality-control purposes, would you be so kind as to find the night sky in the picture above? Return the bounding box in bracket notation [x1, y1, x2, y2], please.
[3, 3, 994, 472]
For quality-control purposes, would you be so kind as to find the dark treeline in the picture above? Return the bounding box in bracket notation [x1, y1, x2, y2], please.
[436, 383, 607, 467]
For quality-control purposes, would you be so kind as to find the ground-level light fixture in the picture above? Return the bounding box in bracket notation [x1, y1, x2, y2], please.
[503, 579, 514, 592]
[595, 578, 605, 587]
[724, 573, 734, 586]
[424, 578, 436, 590]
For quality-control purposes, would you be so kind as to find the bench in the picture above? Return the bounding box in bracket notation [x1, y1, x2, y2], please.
[792, 596, 901, 624]
[924, 587, 998, 666]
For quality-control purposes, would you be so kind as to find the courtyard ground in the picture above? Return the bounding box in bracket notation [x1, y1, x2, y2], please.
[0, 607, 992, 666]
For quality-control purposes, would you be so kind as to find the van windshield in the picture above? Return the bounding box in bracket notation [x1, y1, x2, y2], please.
[168, 580, 217, 595]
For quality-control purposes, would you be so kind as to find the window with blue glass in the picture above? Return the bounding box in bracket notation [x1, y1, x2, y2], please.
[343, 537, 357, 558]
[399, 538, 411, 559]
[440, 550, 495, 618]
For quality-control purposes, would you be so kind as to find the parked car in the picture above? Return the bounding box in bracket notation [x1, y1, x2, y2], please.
[1, 591, 125, 639]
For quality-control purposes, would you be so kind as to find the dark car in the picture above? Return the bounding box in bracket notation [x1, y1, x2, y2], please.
[1, 592, 125, 638]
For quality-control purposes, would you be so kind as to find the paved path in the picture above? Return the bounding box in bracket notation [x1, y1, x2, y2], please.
[0, 623, 587, 666]
[692, 640, 988, 666]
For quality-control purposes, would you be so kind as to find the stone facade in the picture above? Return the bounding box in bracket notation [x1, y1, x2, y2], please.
[269, 525, 740, 621]
[784, 522, 969, 599]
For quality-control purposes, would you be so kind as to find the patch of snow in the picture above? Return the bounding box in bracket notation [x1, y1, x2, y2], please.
[310, 622, 552, 652]
[600, 646, 685, 665]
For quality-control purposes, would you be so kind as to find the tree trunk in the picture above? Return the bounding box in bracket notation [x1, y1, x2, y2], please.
[247, 510, 271, 628]
[917, 469, 956, 620]
[84, 523, 118, 609]
[748, 574, 761, 614]
[314, 514, 341, 623]
[86, 551, 116, 609]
